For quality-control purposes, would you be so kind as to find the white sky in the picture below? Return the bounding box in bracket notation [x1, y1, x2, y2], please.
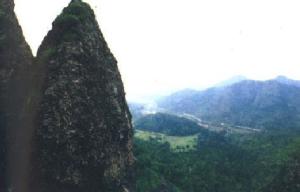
[14, 0, 300, 101]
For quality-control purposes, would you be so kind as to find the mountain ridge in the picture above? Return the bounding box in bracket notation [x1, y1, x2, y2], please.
[158, 78, 300, 130]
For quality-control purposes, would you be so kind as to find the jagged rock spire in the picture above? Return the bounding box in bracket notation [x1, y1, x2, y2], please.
[33, 1, 134, 191]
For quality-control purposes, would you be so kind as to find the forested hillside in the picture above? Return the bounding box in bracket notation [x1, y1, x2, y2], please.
[159, 79, 300, 130]
[134, 113, 206, 136]
[134, 132, 300, 192]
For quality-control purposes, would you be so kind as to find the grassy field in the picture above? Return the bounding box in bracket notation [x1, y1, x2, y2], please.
[134, 130, 198, 152]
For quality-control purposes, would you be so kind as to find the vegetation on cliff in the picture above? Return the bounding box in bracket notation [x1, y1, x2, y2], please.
[33, 1, 133, 191]
[1, 0, 133, 191]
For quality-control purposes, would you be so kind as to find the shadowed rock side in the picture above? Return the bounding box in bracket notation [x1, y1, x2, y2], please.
[0, 0, 34, 191]
[33, 1, 134, 191]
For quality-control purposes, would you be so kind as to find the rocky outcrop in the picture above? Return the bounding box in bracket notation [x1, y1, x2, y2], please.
[33, 0, 134, 191]
[0, 0, 34, 191]
[0, 0, 134, 191]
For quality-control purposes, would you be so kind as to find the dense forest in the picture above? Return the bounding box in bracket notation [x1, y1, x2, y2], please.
[132, 82, 300, 191]
[133, 131, 300, 192]
[134, 113, 206, 136]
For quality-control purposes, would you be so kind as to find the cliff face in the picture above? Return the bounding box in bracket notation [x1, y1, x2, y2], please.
[33, 1, 134, 191]
[0, 0, 134, 191]
[0, 0, 34, 191]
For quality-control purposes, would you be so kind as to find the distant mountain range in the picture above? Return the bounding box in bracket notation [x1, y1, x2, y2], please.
[157, 76, 249, 105]
[158, 76, 300, 130]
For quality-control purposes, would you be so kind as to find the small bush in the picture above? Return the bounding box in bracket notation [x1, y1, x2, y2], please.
[54, 14, 80, 30]
[65, 2, 92, 21]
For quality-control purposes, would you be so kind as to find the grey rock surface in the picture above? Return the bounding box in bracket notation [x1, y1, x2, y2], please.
[0, 0, 134, 191]
[33, 1, 134, 191]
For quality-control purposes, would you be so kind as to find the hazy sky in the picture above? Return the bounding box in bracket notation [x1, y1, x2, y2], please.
[15, 0, 300, 101]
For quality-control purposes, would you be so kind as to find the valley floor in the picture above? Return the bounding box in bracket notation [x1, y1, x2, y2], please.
[135, 130, 198, 152]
